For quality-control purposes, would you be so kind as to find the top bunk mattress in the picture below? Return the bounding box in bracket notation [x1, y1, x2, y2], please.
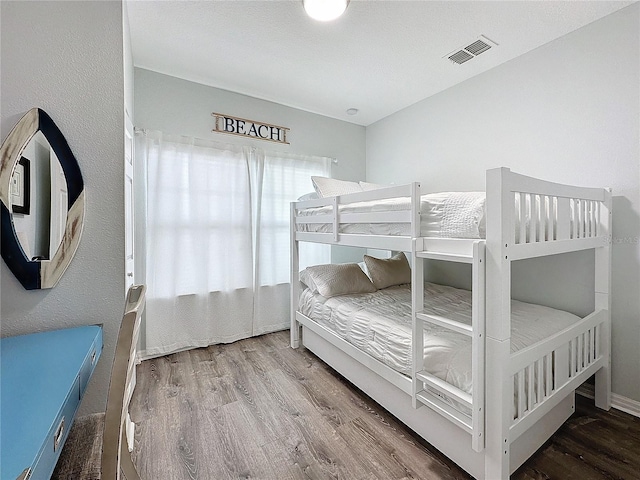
[298, 282, 581, 395]
[296, 192, 486, 239]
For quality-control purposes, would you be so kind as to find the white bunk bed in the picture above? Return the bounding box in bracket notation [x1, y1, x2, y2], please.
[289, 167, 612, 480]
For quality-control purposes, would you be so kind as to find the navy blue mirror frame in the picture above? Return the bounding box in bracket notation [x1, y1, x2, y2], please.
[1, 109, 84, 289]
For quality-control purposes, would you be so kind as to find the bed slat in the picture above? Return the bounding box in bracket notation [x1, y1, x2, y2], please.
[416, 313, 472, 336]
[296, 213, 334, 224]
[557, 197, 571, 240]
[527, 364, 535, 412]
[529, 194, 537, 243]
[537, 358, 544, 403]
[538, 195, 546, 243]
[517, 370, 526, 418]
[416, 371, 472, 409]
[518, 193, 526, 244]
[551, 197, 557, 241]
[546, 353, 553, 395]
[332, 196, 339, 242]
[416, 251, 474, 263]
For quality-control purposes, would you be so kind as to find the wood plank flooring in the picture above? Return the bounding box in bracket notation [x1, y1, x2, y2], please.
[130, 330, 640, 479]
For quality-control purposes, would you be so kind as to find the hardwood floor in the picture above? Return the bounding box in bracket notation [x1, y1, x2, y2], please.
[130, 330, 640, 479]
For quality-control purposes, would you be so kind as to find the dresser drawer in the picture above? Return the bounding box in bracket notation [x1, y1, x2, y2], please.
[79, 331, 102, 397]
[28, 375, 81, 480]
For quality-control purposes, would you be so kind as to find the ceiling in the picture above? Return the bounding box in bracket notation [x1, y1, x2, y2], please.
[126, 1, 635, 126]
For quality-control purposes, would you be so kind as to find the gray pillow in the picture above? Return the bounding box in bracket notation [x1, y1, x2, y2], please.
[363, 252, 411, 289]
[305, 263, 376, 298]
[299, 269, 319, 293]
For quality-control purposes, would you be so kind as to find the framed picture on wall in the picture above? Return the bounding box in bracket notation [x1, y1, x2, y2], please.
[11, 156, 30, 215]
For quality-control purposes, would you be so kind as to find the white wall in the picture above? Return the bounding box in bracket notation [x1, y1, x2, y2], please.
[135, 68, 365, 182]
[366, 4, 640, 402]
[134, 68, 367, 263]
[123, 1, 135, 120]
[1, 1, 125, 414]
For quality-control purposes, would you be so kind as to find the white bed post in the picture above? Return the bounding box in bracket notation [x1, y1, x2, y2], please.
[485, 167, 513, 479]
[594, 188, 612, 410]
[411, 182, 424, 408]
[290, 201, 301, 348]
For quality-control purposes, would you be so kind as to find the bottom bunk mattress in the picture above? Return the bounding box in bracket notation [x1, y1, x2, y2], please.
[298, 282, 581, 395]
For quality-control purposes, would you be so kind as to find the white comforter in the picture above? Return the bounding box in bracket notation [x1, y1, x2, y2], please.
[299, 282, 580, 395]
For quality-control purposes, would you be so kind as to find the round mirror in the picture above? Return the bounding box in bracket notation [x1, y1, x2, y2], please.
[0, 108, 84, 289]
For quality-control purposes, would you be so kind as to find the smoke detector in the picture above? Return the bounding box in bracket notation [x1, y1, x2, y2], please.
[445, 35, 498, 65]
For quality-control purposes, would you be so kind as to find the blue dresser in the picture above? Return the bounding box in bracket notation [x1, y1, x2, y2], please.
[1, 326, 103, 480]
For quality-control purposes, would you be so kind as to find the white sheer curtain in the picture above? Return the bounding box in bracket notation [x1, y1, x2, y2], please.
[252, 150, 333, 334]
[136, 130, 330, 357]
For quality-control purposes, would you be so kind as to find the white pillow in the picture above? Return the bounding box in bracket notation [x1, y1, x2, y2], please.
[363, 252, 411, 290]
[297, 191, 319, 201]
[357, 261, 371, 281]
[359, 181, 387, 191]
[304, 263, 376, 298]
[311, 176, 362, 198]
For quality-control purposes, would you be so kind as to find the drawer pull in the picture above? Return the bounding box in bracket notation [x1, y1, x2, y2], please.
[91, 349, 97, 365]
[53, 416, 65, 452]
[17, 467, 32, 480]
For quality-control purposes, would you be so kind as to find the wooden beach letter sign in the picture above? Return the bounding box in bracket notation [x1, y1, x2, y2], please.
[212, 112, 290, 145]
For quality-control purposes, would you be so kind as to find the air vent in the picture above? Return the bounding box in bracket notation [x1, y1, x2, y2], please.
[445, 35, 497, 65]
[464, 39, 492, 56]
[448, 50, 474, 64]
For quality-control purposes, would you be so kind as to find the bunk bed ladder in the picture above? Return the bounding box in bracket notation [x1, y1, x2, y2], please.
[470, 241, 486, 452]
[290, 201, 301, 348]
[411, 240, 486, 452]
[411, 237, 425, 411]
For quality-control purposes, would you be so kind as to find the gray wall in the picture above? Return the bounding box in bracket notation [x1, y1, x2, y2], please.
[366, 5, 640, 401]
[134, 68, 367, 263]
[1, 1, 125, 414]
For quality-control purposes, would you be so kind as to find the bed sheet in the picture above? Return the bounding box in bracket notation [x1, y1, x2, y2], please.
[298, 282, 581, 395]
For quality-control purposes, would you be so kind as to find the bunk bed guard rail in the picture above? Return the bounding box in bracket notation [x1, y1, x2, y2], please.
[292, 182, 422, 251]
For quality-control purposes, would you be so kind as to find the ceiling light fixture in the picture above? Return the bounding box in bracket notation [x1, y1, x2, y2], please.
[346, 108, 359, 115]
[303, 0, 349, 22]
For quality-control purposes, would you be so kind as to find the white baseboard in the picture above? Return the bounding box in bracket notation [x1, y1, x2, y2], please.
[577, 383, 640, 418]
